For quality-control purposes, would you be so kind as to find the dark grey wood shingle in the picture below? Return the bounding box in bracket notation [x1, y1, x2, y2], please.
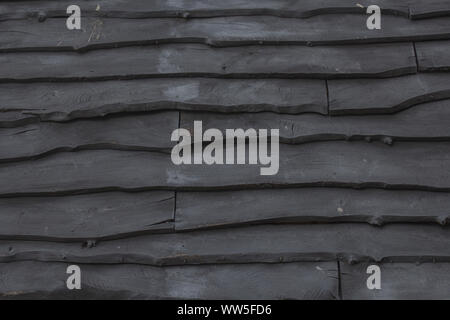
[416, 40, 450, 71]
[0, 191, 174, 241]
[1, 0, 450, 300]
[4, 99, 450, 163]
[0, 111, 37, 128]
[3, 14, 450, 51]
[328, 73, 450, 115]
[1, 224, 449, 265]
[0, 261, 339, 299]
[0, 142, 450, 196]
[0, 44, 416, 81]
[180, 101, 450, 144]
[0, 0, 410, 20]
[0, 112, 177, 162]
[341, 262, 450, 300]
[410, 2, 450, 19]
[3, 0, 449, 21]
[175, 188, 450, 230]
[0, 78, 327, 126]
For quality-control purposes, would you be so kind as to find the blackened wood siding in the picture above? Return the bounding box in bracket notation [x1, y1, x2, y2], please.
[0, 0, 449, 300]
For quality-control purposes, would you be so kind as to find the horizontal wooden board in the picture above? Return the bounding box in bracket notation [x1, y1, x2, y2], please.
[328, 73, 450, 115]
[0, 191, 174, 241]
[2, 15, 450, 51]
[0, 112, 177, 162]
[168, 141, 450, 191]
[0, 0, 450, 20]
[1, 224, 449, 265]
[410, 2, 450, 19]
[176, 188, 450, 230]
[0, 150, 169, 196]
[180, 101, 450, 144]
[0, 44, 416, 81]
[3, 0, 448, 21]
[0, 110, 37, 128]
[0, 142, 450, 196]
[416, 40, 450, 72]
[0, 0, 410, 20]
[0, 78, 327, 126]
[0, 261, 338, 299]
[341, 262, 450, 299]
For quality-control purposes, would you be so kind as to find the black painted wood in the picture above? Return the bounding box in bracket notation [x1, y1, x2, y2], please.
[1, 224, 449, 265]
[0, 78, 327, 126]
[0, 191, 174, 241]
[0, 112, 177, 162]
[180, 101, 450, 144]
[0, 111, 37, 128]
[410, 2, 450, 19]
[1, 0, 450, 300]
[0, 44, 416, 81]
[0, 0, 409, 20]
[0, 142, 449, 196]
[0, 112, 178, 161]
[6, 97, 448, 162]
[0, 261, 338, 300]
[340, 262, 450, 299]
[2, 15, 450, 51]
[3, 0, 448, 21]
[328, 74, 450, 115]
[416, 40, 450, 72]
[175, 188, 450, 230]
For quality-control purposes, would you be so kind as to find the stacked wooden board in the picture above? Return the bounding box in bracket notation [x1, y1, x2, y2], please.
[0, 0, 449, 299]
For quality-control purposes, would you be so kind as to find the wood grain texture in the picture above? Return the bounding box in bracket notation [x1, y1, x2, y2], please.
[0, 142, 450, 196]
[0, 191, 174, 241]
[172, 141, 450, 192]
[0, 110, 37, 128]
[0, 44, 416, 81]
[416, 40, 450, 72]
[0, 150, 169, 196]
[341, 262, 450, 299]
[328, 73, 450, 115]
[410, 1, 450, 19]
[1, 0, 449, 301]
[175, 188, 450, 230]
[0, 78, 327, 126]
[2, 15, 450, 51]
[0, 112, 177, 162]
[3, 0, 448, 21]
[0, 261, 338, 300]
[1, 224, 449, 265]
[0, 0, 410, 20]
[180, 101, 450, 144]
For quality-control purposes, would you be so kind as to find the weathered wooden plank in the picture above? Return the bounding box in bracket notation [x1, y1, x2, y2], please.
[172, 141, 450, 192]
[176, 188, 450, 230]
[6, 0, 448, 21]
[0, 150, 169, 196]
[410, 1, 450, 19]
[1, 224, 449, 265]
[0, 191, 174, 241]
[2, 15, 450, 51]
[0, 111, 38, 128]
[0, 142, 450, 196]
[416, 40, 450, 72]
[341, 262, 450, 299]
[0, 261, 338, 300]
[328, 73, 450, 115]
[180, 100, 450, 144]
[0, 44, 416, 81]
[0, 78, 327, 126]
[0, 112, 177, 162]
[0, 0, 410, 20]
